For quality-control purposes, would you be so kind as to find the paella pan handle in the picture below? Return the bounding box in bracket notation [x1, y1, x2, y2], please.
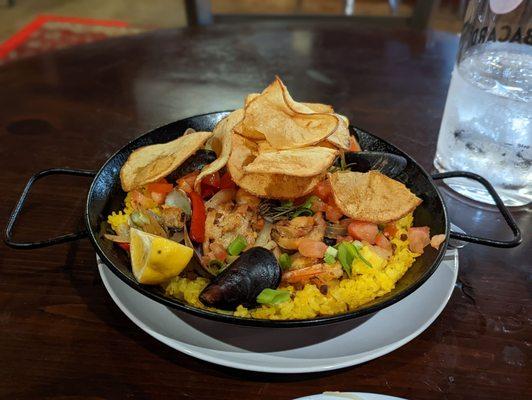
[4, 168, 96, 249]
[431, 171, 522, 248]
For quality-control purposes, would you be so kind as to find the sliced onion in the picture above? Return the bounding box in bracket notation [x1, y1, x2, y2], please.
[104, 233, 129, 243]
[255, 221, 273, 248]
[165, 189, 191, 215]
[205, 189, 236, 209]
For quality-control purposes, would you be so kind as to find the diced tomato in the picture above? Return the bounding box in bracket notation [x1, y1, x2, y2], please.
[117, 243, 130, 252]
[430, 234, 446, 250]
[210, 243, 227, 261]
[177, 171, 199, 193]
[298, 239, 328, 258]
[348, 221, 379, 244]
[189, 191, 206, 243]
[150, 191, 167, 205]
[383, 222, 398, 238]
[325, 204, 344, 222]
[375, 232, 392, 251]
[408, 226, 431, 254]
[146, 182, 173, 194]
[312, 180, 332, 202]
[219, 171, 236, 190]
[348, 136, 361, 152]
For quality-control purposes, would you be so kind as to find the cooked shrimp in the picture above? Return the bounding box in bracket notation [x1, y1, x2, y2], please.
[273, 212, 326, 250]
[282, 262, 343, 285]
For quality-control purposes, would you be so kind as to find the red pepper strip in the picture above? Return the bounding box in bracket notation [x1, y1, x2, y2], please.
[117, 243, 130, 252]
[189, 191, 206, 243]
[219, 171, 236, 190]
[202, 172, 220, 189]
[200, 172, 221, 198]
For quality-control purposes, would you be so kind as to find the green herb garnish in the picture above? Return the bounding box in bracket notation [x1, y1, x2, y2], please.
[257, 288, 291, 305]
[258, 197, 317, 222]
[279, 253, 292, 270]
[227, 235, 247, 256]
[351, 243, 373, 269]
[337, 242, 355, 276]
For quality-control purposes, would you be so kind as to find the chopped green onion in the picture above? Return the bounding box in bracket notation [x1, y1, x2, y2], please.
[257, 288, 291, 305]
[279, 253, 292, 270]
[323, 246, 338, 265]
[325, 246, 338, 258]
[324, 254, 336, 265]
[227, 235, 247, 256]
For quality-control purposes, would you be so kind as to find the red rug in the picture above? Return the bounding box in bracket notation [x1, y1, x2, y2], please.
[0, 15, 146, 65]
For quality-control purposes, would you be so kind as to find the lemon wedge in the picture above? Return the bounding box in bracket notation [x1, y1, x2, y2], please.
[129, 228, 193, 285]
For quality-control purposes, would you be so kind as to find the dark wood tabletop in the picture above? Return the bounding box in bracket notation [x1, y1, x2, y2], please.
[0, 22, 530, 400]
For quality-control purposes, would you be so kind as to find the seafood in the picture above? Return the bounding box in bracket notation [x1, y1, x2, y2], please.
[199, 247, 281, 309]
[272, 213, 326, 250]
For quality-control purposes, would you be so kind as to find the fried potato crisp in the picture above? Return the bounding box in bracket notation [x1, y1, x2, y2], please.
[194, 109, 243, 191]
[228, 134, 325, 199]
[120, 131, 213, 192]
[241, 77, 339, 149]
[244, 147, 337, 177]
[329, 170, 422, 224]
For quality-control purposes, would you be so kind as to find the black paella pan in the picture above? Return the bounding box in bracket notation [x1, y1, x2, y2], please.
[4, 111, 522, 327]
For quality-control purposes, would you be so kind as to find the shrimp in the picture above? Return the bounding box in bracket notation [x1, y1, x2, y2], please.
[203, 201, 260, 257]
[282, 262, 343, 285]
[273, 212, 326, 250]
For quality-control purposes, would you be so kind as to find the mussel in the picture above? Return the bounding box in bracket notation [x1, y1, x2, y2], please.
[341, 151, 407, 178]
[199, 247, 281, 310]
[167, 149, 217, 180]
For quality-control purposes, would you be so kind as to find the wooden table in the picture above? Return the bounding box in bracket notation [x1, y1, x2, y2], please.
[1, 22, 530, 400]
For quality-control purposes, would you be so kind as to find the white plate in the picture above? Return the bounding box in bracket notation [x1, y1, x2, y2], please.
[296, 392, 406, 400]
[97, 250, 458, 373]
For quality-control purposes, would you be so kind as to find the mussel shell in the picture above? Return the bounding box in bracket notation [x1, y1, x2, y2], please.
[341, 151, 407, 178]
[199, 247, 281, 310]
[167, 149, 217, 181]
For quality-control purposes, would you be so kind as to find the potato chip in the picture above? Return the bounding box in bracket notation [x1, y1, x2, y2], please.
[325, 115, 350, 150]
[244, 147, 337, 177]
[120, 131, 213, 192]
[303, 102, 334, 114]
[256, 140, 276, 153]
[329, 170, 422, 223]
[242, 77, 339, 149]
[228, 134, 325, 199]
[194, 109, 243, 191]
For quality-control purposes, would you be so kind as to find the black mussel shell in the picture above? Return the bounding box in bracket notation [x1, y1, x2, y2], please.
[199, 247, 281, 310]
[341, 151, 407, 178]
[167, 149, 217, 181]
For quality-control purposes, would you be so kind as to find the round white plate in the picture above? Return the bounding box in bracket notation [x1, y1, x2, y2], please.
[97, 250, 458, 373]
[296, 392, 406, 400]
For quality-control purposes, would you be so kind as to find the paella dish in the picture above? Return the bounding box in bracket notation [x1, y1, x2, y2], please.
[105, 77, 445, 320]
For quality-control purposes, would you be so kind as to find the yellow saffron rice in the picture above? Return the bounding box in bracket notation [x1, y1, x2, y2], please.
[164, 214, 419, 320]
